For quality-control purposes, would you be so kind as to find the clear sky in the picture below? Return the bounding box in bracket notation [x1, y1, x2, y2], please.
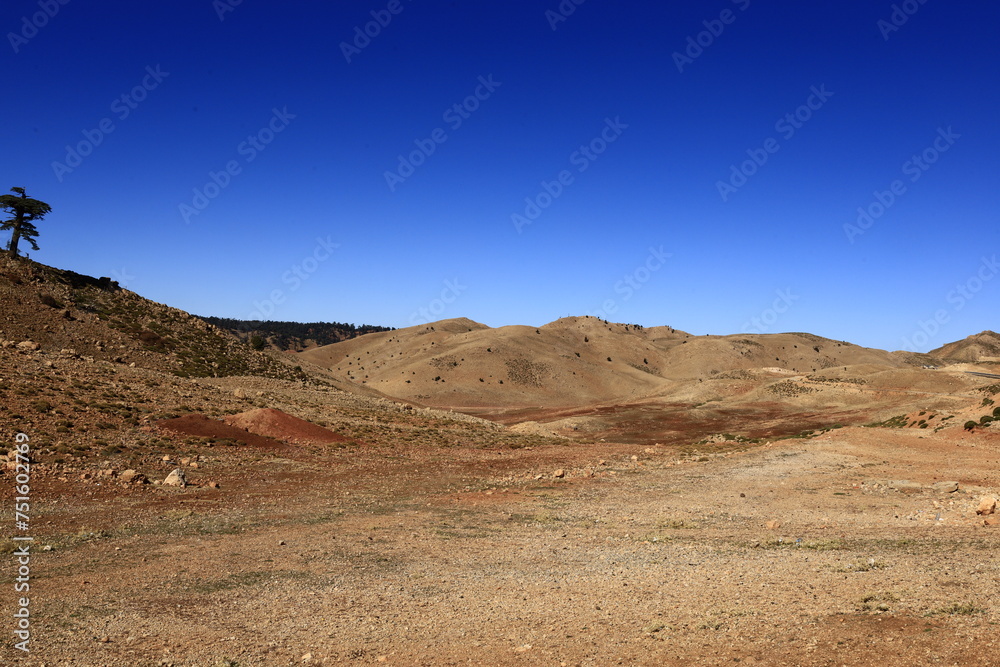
[5, 0, 998, 352]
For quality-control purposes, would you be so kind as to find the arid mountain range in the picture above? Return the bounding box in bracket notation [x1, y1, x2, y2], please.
[3, 256, 1000, 665]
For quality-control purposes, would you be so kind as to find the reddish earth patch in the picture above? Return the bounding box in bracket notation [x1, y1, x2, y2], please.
[155, 413, 287, 449]
[222, 407, 349, 445]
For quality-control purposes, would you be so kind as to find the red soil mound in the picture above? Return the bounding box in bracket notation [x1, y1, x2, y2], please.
[155, 414, 287, 449]
[222, 408, 349, 445]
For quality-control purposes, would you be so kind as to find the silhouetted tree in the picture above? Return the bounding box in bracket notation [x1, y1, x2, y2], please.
[1, 187, 50, 257]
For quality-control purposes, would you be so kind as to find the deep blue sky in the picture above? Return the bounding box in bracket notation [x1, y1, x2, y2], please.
[5, 0, 998, 352]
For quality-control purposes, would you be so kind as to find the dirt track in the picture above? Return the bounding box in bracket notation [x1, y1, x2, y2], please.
[8, 422, 1000, 666]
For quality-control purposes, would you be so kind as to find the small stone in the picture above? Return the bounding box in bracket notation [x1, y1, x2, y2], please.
[189, 462, 198, 469]
[984, 517, 999, 527]
[208, 481, 220, 489]
[553, 469, 565, 478]
[162, 468, 187, 487]
[119, 469, 147, 484]
[301, 653, 313, 663]
[630, 454, 639, 461]
[161, 455, 172, 462]
[234, 388, 249, 400]
[976, 496, 997, 516]
[765, 520, 781, 530]
[180, 458, 191, 466]
[932, 481, 959, 493]
[16, 340, 40, 351]
[279, 540, 287, 546]
[740, 493, 746, 498]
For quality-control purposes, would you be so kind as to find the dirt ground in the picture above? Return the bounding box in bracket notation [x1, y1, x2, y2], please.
[4, 412, 999, 666]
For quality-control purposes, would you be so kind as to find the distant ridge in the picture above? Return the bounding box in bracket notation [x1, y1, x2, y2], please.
[930, 330, 1000, 362]
[201, 317, 394, 352]
[298, 315, 920, 411]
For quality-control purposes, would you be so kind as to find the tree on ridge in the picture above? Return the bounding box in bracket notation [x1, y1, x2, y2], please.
[1, 187, 51, 257]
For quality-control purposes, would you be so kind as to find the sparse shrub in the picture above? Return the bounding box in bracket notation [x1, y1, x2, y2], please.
[32, 400, 52, 413]
[39, 293, 62, 308]
[964, 421, 978, 431]
[993, 406, 1000, 418]
[980, 415, 993, 425]
[248, 335, 266, 351]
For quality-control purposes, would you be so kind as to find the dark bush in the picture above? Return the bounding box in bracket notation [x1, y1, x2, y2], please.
[39, 293, 62, 308]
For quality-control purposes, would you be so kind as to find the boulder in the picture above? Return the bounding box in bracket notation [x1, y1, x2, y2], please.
[162, 468, 187, 487]
[976, 496, 997, 516]
[119, 469, 147, 484]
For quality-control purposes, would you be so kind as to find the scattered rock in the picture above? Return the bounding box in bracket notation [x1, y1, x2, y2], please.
[765, 520, 781, 530]
[932, 481, 959, 493]
[976, 496, 996, 516]
[233, 388, 250, 400]
[16, 340, 40, 351]
[553, 469, 565, 478]
[119, 470, 147, 484]
[162, 468, 187, 488]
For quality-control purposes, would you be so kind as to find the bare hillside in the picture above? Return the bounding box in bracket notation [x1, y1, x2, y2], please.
[931, 330, 1000, 362]
[299, 316, 914, 411]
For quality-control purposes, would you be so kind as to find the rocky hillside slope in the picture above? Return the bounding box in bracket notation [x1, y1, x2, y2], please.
[298, 316, 928, 410]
